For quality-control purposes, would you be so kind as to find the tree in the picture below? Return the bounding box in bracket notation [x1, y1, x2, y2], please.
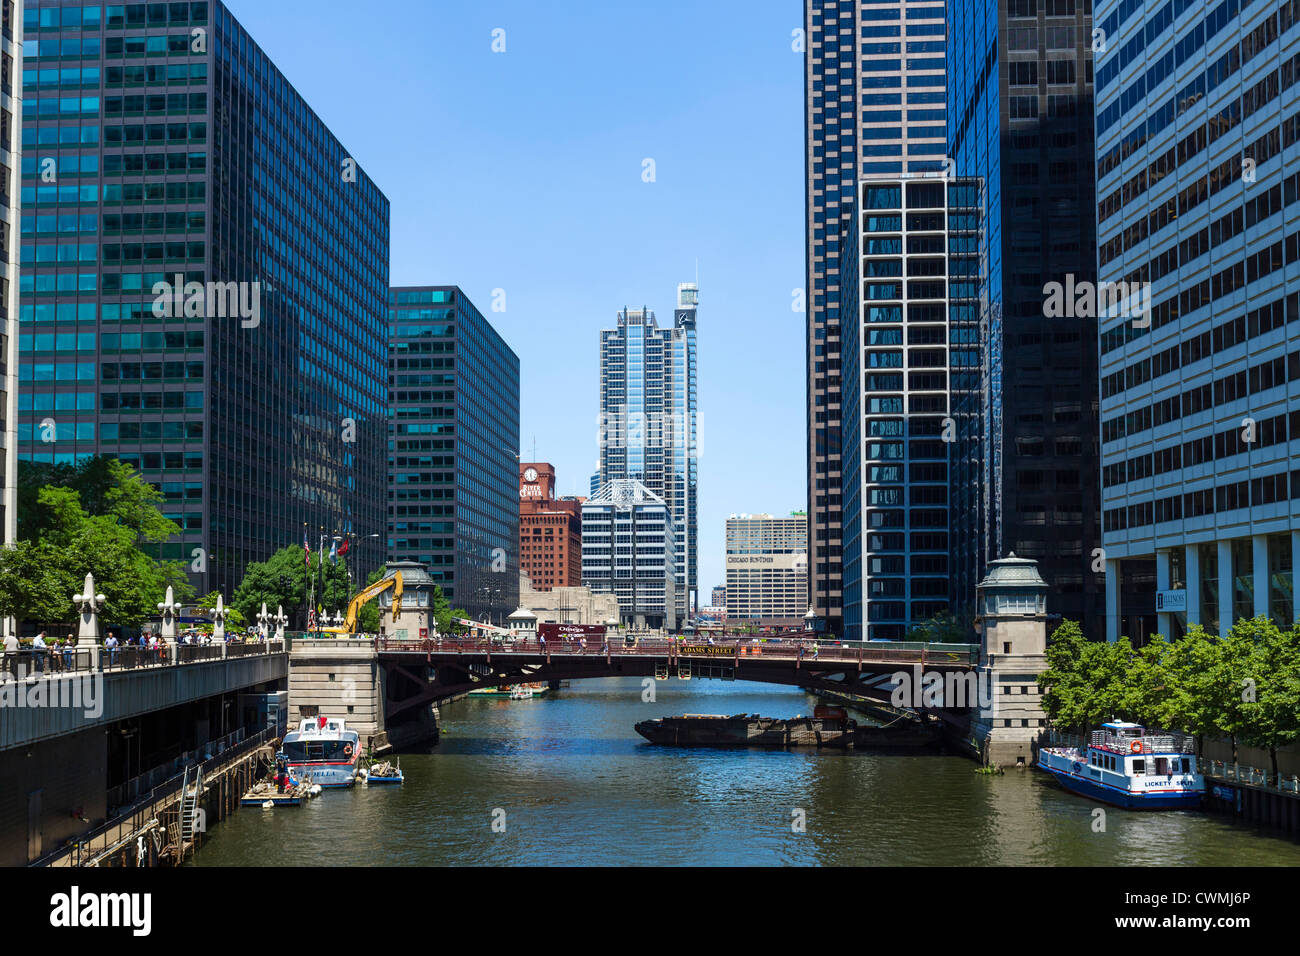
[1241, 619, 1300, 777]
[0, 539, 73, 625]
[196, 591, 246, 630]
[231, 545, 357, 630]
[0, 482, 193, 629]
[904, 611, 974, 643]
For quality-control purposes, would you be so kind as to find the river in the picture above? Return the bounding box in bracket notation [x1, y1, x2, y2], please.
[194, 677, 1300, 866]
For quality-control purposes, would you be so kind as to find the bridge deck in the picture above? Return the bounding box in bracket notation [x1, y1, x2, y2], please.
[377, 637, 978, 668]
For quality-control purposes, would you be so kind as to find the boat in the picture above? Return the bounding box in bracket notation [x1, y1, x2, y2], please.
[635, 705, 858, 748]
[280, 716, 362, 789]
[1037, 720, 1204, 809]
[363, 759, 404, 785]
[468, 682, 549, 699]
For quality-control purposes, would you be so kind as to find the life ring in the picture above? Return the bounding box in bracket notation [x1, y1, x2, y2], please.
[343, 744, 353, 757]
[1129, 740, 1142, 753]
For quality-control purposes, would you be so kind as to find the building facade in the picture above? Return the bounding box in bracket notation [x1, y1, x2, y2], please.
[1095, 0, 1300, 641]
[387, 286, 519, 625]
[580, 478, 676, 629]
[840, 176, 980, 640]
[1, 0, 22, 592]
[946, 0, 1103, 635]
[804, 0, 949, 636]
[519, 460, 582, 590]
[724, 512, 809, 628]
[597, 282, 697, 618]
[17, 0, 390, 600]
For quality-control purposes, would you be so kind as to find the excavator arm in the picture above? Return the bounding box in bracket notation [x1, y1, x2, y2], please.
[320, 571, 403, 635]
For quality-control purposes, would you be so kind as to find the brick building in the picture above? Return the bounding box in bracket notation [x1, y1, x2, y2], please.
[519, 462, 583, 590]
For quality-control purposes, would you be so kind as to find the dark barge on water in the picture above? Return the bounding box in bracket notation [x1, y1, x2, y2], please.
[634, 705, 940, 751]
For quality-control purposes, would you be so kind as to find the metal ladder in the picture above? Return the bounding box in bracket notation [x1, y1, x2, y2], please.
[179, 765, 203, 856]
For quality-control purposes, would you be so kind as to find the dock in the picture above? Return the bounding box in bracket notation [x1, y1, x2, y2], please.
[239, 781, 316, 807]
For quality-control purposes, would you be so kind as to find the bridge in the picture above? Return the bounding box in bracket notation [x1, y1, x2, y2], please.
[374, 636, 980, 724]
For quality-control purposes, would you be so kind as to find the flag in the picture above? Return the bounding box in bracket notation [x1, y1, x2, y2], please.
[337, 538, 350, 557]
[329, 540, 338, 565]
[304, 531, 311, 567]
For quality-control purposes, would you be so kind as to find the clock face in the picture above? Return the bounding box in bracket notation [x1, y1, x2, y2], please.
[524, 467, 538, 483]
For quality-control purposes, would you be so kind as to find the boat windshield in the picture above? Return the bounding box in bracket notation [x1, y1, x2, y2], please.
[283, 738, 354, 762]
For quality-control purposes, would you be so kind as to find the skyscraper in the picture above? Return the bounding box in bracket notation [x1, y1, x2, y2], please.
[581, 478, 676, 630]
[1, 0, 22, 576]
[17, 0, 390, 599]
[1095, 0, 1300, 641]
[725, 512, 809, 628]
[805, 0, 949, 635]
[597, 282, 697, 619]
[839, 176, 980, 640]
[946, 0, 1103, 634]
[387, 286, 519, 624]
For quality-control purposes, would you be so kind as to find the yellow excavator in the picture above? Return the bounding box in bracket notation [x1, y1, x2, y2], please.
[318, 571, 403, 635]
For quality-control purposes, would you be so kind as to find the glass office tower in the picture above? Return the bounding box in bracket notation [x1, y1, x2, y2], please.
[805, 0, 948, 636]
[946, 0, 1103, 635]
[597, 283, 697, 620]
[1096, 0, 1300, 642]
[17, 0, 390, 599]
[840, 176, 980, 641]
[387, 286, 519, 625]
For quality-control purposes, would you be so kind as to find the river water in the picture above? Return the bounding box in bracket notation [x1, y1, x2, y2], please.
[194, 677, 1300, 866]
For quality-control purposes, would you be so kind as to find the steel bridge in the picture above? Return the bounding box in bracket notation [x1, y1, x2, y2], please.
[375, 636, 980, 724]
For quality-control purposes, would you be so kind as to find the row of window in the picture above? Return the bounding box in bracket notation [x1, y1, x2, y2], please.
[1104, 470, 1300, 532]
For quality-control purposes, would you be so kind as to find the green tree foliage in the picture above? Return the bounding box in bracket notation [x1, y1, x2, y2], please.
[0, 468, 194, 628]
[196, 591, 246, 630]
[904, 611, 974, 643]
[1041, 616, 1300, 766]
[231, 545, 356, 628]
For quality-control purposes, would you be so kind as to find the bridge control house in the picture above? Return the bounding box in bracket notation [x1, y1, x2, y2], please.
[970, 555, 1050, 767]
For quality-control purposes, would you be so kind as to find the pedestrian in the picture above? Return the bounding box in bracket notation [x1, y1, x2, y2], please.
[32, 631, 47, 674]
[63, 633, 74, 671]
[105, 631, 119, 667]
[3, 630, 16, 682]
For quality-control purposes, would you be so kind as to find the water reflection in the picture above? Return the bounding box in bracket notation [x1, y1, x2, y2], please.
[195, 678, 1300, 867]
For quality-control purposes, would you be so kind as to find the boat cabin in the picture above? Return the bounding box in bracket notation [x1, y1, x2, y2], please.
[1086, 721, 1196, 779]
[295, 717, 348, 737]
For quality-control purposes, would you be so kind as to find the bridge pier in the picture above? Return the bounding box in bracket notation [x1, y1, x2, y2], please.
[288, 638, 407, 753]
[969, 555, 1050, 768]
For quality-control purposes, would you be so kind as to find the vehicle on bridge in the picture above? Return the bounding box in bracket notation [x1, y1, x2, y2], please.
[1037, 721, 1204, 810]
[280, 717, 361, 788]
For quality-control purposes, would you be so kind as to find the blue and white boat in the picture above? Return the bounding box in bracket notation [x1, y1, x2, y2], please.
[280, 717, 361, 788]
[1037, 721, 1204, 810]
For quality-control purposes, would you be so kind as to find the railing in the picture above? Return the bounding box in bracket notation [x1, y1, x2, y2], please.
[33, 726, 276, 868]
[106, 726, 252, 810]
[1088, 729, 1196, 755]
[376, 636, 980, 666]
[1201, 759, 1300, 794]
[2, 637, 287, 679]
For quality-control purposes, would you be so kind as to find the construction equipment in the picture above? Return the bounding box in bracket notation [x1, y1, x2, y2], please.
[319, 571, 403, 635]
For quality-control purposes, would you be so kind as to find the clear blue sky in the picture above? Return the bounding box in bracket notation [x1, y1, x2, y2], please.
[225, 0, 807, 600]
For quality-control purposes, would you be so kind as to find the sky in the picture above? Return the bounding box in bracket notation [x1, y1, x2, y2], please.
[224, 0, 807, 600]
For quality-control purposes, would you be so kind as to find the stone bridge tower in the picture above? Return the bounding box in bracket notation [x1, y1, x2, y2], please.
[970, 554, 1050, 767]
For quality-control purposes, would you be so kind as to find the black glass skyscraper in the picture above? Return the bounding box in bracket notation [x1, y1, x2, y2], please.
[17, 1, 390, 598]
[387, 286, 519, 625]
[946, 0, 1103, 634]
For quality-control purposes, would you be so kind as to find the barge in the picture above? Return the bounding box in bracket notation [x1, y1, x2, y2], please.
[634, 705, 940, 750]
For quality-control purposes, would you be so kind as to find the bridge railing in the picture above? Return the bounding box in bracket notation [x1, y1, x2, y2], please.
[375, 636, 979, 665]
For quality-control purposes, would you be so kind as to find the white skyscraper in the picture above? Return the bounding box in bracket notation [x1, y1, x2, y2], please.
[597, 283, 697, 620]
